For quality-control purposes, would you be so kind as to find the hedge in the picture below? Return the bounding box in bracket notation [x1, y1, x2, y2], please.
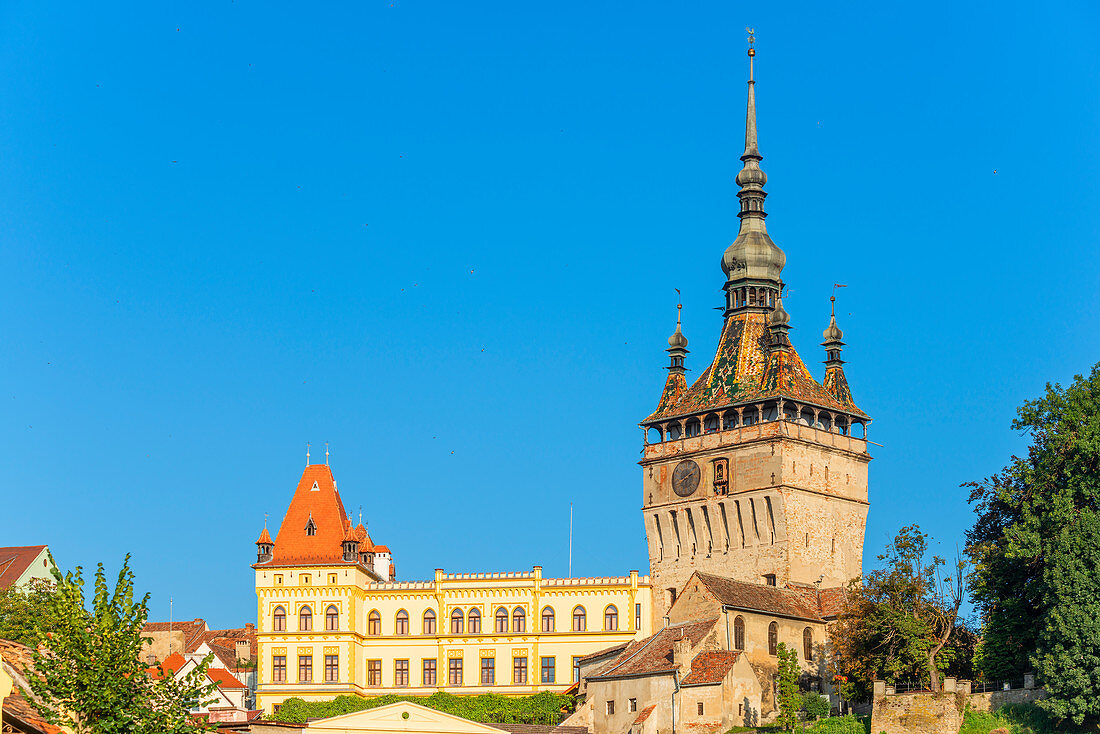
[271, 691, 573, 725]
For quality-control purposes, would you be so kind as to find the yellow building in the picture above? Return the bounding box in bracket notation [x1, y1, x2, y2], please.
[254, 464, 652, 713]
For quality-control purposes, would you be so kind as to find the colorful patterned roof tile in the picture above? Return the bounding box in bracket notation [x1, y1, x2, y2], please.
[645, 312, 866, 423]
[823, 364, 861, 413]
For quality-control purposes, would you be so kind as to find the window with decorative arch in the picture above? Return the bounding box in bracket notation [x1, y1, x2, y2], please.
[495, 607, 509, 633]
[450, 609, 464, 634]
[367, 609, 381, 636]
[468, 608, 482, 634]
[423, 609, 437, 635]
[803, 627, 813, 661]
[325, 605, 339, 631]
[298, 605, 312, 632]
[273, 605, 286, 632]
[513, 607, 526, 633]
[604, 605, 618, 631]
[395, 609, 409, 636]
[733, 615, 745, 650]
[572, 606, 587, 632]
[768, 621, 778, 656]
[541, 606, 555, 632]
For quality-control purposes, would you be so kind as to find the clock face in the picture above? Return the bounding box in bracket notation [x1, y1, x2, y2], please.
[672, 460, 701, 497]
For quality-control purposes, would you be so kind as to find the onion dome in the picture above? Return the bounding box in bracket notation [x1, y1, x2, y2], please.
[768, 297, 790, 328]
[669, 321, 689, 349]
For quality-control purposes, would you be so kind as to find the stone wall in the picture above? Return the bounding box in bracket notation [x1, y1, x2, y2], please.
[871, 677, 1047, 734]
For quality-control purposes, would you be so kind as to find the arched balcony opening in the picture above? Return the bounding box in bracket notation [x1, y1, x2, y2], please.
[835, 416, 850, 436]
[761, 401, 778, 422]
[703, 413, 720, 434]
[647, 426, 663, 444]
[684, 418, 702, 438]
[819, 413, 833, 432]
[852, 421, 866, 439]
[742, 406, 758, 427]
[800, 407, 814, 426]
[722, 410, 739, 430]
[666, 423, 683, 441]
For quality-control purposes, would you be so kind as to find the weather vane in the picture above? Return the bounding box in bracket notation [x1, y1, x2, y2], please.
[746, 27, 755, 49]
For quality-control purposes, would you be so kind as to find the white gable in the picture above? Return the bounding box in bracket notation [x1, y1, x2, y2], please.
[306, 701, 506, 734]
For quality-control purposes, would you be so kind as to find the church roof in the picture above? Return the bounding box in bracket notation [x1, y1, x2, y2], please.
[266, 465, 352, 566]
[587, 618, 718, 680]
[644, 313, 866, 423]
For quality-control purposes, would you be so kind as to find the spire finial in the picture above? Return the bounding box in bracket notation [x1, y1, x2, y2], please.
[667, 291, 689, 371]
[325, 442, 330, 466]
[746, 27, 755, 81]
[263, 512, 268, 529]
[306, 442, 310, 466]
[359, 505, 363, 525]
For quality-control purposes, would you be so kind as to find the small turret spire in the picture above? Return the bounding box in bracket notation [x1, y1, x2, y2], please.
[667, 299, 689, 373]
[822, 294, 845, 365]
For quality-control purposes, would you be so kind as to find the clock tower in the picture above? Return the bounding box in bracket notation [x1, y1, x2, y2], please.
[639, 46, 871, 623]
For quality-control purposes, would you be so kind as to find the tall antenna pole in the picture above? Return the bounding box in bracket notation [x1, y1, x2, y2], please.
[306, 442, 311, 466]
[168, 597, 174, 654]
[568, 503, 573, 577]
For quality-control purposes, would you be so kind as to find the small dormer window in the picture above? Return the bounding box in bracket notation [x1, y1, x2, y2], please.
[305, 518, 317, 536]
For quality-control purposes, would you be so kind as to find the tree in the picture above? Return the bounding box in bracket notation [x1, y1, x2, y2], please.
[0, 577, 58, 646]
[828, 525, 969, 699]
[775, 642, 800, 731]
[967, 363, 1100, 725]
[29, 555, 217, 734]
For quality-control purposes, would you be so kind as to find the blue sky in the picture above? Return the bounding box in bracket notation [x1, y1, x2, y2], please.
[1, 1, 1097, 628]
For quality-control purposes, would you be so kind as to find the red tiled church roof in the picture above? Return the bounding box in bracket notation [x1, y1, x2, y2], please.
[680, 650, 741, 686]
[0, 545, 48, 589]
[589, 618, 718, 680]
[691, 573, 825, 621]
[268, 465, 352, 566]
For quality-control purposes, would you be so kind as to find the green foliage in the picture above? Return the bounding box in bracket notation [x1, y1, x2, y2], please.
[271, 691, 573, 725]
[801, 692, 830, 720]
[958, 703, 1055, 734]
[828, 526, 972, 701]
[28, 554, 218, 734]
[805, 715, 869, 734]
[775, 642, 801, 731]
[966, 364, 1100, 725]
[0, 577, 58, 647]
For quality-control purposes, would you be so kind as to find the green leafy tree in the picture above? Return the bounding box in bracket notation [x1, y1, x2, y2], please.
[967, 363, 1100, 725]
[29, 555, 217, 734]
[829, 526, 970, 699]
[775, 642, 801, 731]
[801, 691, 830, 721]
[0, 577, 58, 646]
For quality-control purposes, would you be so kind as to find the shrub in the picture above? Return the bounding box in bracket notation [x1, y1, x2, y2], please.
[271, 691, 573, 725]
[806, 715, 867, 734]
[801, 692, 830, 720]
[958, 703, 1054, 734]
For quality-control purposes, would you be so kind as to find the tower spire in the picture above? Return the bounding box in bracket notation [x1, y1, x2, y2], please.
[721, 35, 786, 314]
[667, 299, 688, 373]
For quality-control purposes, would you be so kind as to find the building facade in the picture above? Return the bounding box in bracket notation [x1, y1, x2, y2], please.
[638, 43, 870, 624]
[254, 464, 652, 713]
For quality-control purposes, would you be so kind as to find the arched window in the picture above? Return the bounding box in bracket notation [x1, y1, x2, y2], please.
[604, 605, 618, 631]
[733, 616, 745, 650]
[450, 609, 464, 634]
[468, 608, 481, 634]
[395, 609, 409, 636]
[768, 621, 778, 656]
[572, 606, 586, 632]
[325, 605, 339, 631]
[273, 606, 286, 632]
[299, 606, 312, 632]
[423, 609, 437, 635]
[513, 607, 526, 633]
[495, 607, 509, 633]
[541, 606, 555, 632]
[803, 627, 813, 661]
[367, 610, 381, 636]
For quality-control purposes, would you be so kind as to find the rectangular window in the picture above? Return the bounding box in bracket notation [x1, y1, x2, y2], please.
[324, 654, 338, 683]
[572, 656, 581, 683]
[423, 659, 437, 686]
[367, 659, 382, 686]
[448, 658, 463, 686]
[273, 655, 286, 682]
[298, 655, 312, 683]
[764, 573, 776, 586]
[395, 659, 409, 687]
[540, 656, 555, 684]
[513, 657, 527, 684]
[697, 702, 704, 715]
[629, 698, 637, 713]
[635, 603, 641, 631]
[481, 657, 495, 685]
[606, 701, 615, 715]
[328, 573, 337, 585]
[300, 574, 311, 586]
[274, 574, 283, 585]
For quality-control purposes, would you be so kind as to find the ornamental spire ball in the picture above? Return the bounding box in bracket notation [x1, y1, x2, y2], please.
[823, 296, 844, 342]
[721, 39, 786, 285]
[668, 303, 689, 349]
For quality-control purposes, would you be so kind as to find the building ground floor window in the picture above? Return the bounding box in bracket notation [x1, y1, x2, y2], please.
[273, 655, 286, 682]
[449, 658, 463, 686]
[395, 659, 409, 687]
[368, 659, 382, 687]
[540, 656, 555, 684]
[423, 659, 436, 686]
[513, 657, 527, 684]
[481, 658, 495, 685]
[324, 654, 338, 683]
[298, 655, 312, 683]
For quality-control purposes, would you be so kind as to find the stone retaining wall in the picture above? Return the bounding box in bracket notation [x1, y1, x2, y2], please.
[870, 677, 1046, 734]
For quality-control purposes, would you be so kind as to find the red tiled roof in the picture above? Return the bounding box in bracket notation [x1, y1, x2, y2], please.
[788, 584, 849, 620]
[374, 545, 390, 554]
[680, 650, 741, 686]
[589, 618, 718, 680]
[578, 642, 629, 663]
[142, 618, 208, 651]
[0, 545, 48, 589]
[202, 625, 258, 661]
[691, 573, 824, 622]
[268, 465, 352, 566]
[255, 527, 272, 545]
[633, 705, 657, 725]
[207, 667, 246, 689]
[0, 638, 65, 734]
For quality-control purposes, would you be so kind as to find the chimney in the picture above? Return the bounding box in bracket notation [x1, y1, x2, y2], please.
[672, 631, 692, 676]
